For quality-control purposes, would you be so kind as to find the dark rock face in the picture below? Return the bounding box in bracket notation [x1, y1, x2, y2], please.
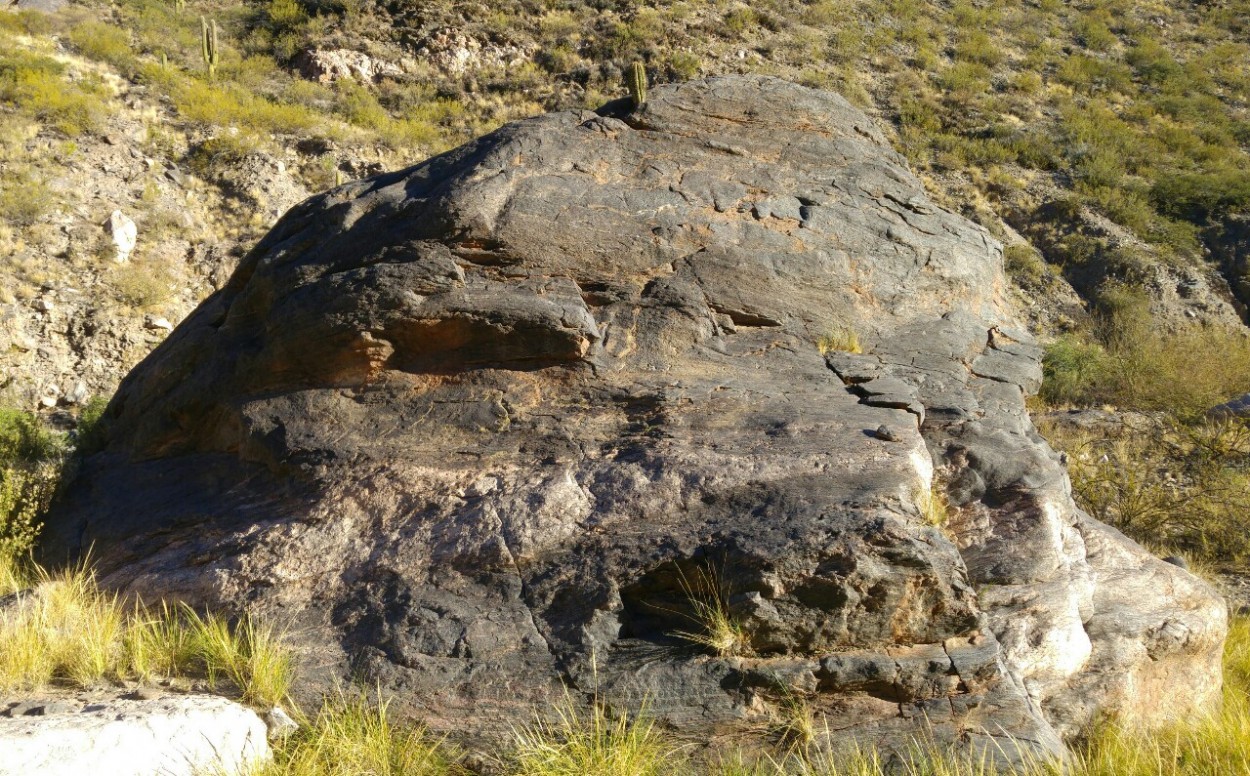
[47, 77, 1224, 762]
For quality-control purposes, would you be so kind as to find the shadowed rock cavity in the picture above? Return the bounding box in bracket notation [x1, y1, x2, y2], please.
[45, 76, 1225, 765]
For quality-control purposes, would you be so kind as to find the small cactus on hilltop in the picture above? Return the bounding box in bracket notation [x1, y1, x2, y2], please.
[627, 61, 647, 109]
[201, 16, 220, 80]
[172, 0, 184, 14]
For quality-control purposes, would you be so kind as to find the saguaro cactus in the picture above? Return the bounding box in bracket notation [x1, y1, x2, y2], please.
[627, 61, 647, 108]
[201, 16, 219, 79]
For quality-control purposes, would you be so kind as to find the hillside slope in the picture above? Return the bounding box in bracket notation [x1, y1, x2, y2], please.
[1, 0, 1249, 409]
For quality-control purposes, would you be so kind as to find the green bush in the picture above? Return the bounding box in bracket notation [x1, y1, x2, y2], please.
[0, 407, 63, 465]
[0, 407, 61, 565]
[1004, 243, 1046, 281]
[1151, 170, 1250, 222]
[1045, 417, 1250, 564]
[172, 78, 320, 135]
[0, 53, 108, 136]
[1040, 335, 1109, 406]
[68, 20, 136, 71]
[0, 167, 54, 226]
[1093, 282, 1152, 351]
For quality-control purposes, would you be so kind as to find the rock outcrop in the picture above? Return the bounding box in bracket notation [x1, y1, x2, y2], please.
[45, 77, 1226, 762]
[0, 694, 270, 776]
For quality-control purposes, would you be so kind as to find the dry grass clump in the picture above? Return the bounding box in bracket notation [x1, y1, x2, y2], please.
[816, 328, 863, 355]
[509, 697, 680, 776]
[108, 260, 175, 309]
[917, 482, 951, 530]
[0, 166, 55, 227]
[0, 559, 293, 706]
[249, 694, 461, 776]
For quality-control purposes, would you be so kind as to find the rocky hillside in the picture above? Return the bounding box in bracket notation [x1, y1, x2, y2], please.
[43, 76, 1226, 764]
[2, 0, 1250, 417]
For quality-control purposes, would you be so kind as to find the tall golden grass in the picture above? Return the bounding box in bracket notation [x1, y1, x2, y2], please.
[0, 559, 292, 706]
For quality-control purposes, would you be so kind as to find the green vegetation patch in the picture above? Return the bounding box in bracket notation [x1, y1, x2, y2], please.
[0, 46, 111, 136]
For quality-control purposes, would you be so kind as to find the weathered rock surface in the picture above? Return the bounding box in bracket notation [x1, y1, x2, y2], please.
[46, 77, 1225, 762]
[294, 48, 403, 84]
[0, 694, 270, 776]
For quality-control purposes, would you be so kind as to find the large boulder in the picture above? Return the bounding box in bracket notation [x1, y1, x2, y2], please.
[45, 77, 1225, 762]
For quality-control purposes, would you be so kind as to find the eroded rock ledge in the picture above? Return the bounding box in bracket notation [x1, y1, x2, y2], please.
[46, 76, 1225, 763]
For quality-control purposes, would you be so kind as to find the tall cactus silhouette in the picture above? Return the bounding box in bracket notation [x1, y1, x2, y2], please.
[201, 16, 220, 80]
[627, 61, 647, 108]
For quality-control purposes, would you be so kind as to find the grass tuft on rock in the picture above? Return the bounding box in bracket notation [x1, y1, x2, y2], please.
[816, 328, 862, 355]
[673, 566, 752, 658]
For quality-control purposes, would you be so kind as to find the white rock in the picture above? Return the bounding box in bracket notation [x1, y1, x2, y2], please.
[64, 380, 90, 405]
[264, 706, 299, 740]
[144, 314, 174, 332]
[106, 210, 138, 264]
[0, 695, 271, 776]
[38, 384, 60, 408]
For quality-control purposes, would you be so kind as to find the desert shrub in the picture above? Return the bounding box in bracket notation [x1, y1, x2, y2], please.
[1004, 243, 1046, 281]
[0, 9, 53, 36]
[1092, 282, 1152, 351]
[667, 51, 701, 81]
[723, 8, 761, 37]
[1127, 37, 1184, 84]
[1151, 170, 1250, 223]
[1045, 417, 1250, 563]
[935, 61, 991, 95]
[0, 167, 54, 226]
[1060, 54, 1134, 93]
[172, 78, 320, 135]
[186, 132, 264, 178]
[0, 407, 62, 465]
[1042, 317, 1250, 414]
[1009, 131, 1063, 171]
[0, 466, 52, 564]
[1040, 335, 1109, 406]
[68, 20, 136, 71]
[0, 53, 108, 135]
[1074, 13, 1117, 51]
[267, 0, 309, 31]
[73, 395, 109, 455]
[109, 261, 174, 309]
[0, 408, 63, 566]
[1101, 327, 1250, 416]
[954, 30, 1002, 67]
